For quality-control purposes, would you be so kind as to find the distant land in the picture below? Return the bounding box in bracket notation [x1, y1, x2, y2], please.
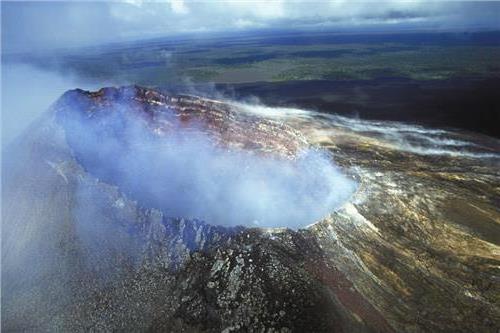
[7, 30, 500, 137]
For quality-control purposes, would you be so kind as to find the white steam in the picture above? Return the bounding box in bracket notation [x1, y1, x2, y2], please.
[319, 113, 500, 159]
[227, 103, 500, 160]
[1, 63, 100, 147]
[233, 102, 310, 118]
[63, 104, 356, 229]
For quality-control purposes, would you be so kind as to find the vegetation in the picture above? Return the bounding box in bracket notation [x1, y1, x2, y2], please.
[21, 31, 500, 85]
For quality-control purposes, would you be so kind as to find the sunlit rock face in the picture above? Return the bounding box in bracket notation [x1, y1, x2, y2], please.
[269, 109, 500, 332]
[58, 86, 308, 158]
[2, 86, 499, 332]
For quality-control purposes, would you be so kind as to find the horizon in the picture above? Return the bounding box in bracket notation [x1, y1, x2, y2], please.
[2, 1, 500, 54]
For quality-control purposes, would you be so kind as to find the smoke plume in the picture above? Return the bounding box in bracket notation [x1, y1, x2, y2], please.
[61, 98, 357, 229]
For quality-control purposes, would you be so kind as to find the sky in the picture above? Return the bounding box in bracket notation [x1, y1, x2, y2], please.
[2, 1, 500, 53]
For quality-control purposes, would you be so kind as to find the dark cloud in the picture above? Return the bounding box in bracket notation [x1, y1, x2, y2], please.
[1, 1, 499, 53]
[363, 10, 428, 20]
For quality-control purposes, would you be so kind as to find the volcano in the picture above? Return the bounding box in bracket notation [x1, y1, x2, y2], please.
[2, 86, 499, 332]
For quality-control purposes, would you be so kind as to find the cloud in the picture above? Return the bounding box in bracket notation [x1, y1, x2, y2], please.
[1, 1, 499, 53]
[170, 0, 190, 15]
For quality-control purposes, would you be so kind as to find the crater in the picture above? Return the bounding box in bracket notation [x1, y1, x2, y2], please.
[55, 86, 357, 229]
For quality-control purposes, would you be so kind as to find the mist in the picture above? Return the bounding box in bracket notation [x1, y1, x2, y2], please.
[1, 62, 357, 232]
[324, 114, 500, 159]
[60, 99, 356, 229]
[1, 63, 100, 147]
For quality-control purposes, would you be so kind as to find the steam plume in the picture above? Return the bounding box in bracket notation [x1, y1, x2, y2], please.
[61, 99, 357, 229]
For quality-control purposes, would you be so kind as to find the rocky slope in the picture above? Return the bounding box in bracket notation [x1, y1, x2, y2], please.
[2, 86, 499, 332]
